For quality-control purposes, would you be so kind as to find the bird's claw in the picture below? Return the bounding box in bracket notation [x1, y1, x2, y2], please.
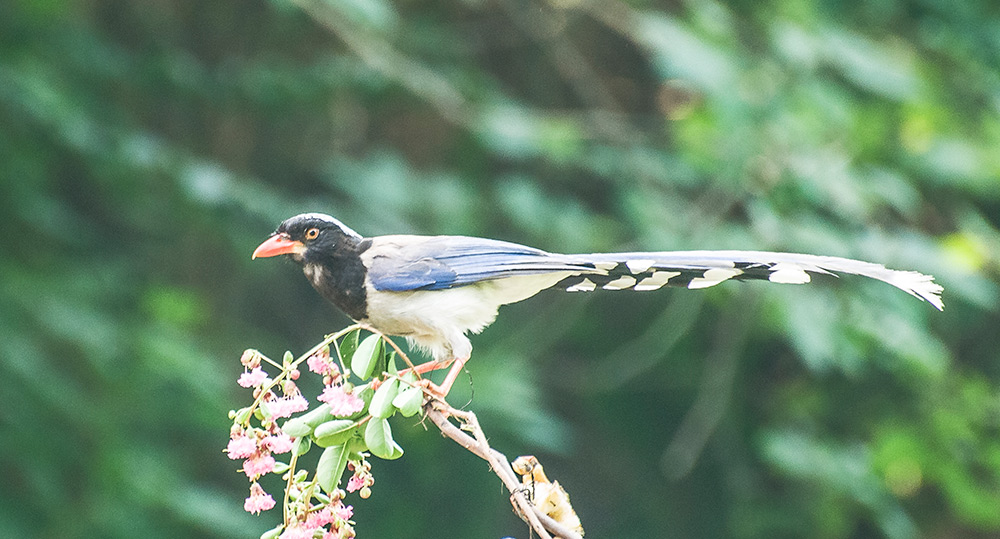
[415, 378, 449, 399]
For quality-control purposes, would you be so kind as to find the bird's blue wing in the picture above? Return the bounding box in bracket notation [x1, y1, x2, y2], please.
[363, 235, 593, 292]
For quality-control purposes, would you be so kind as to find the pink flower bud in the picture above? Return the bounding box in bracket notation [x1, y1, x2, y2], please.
[240, 349, 261, 369]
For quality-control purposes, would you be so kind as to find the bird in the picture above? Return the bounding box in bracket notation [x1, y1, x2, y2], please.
[252, 213, 944, 396]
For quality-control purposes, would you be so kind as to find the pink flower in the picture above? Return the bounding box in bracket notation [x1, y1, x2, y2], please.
[227, 434, 258, 459]
[264, 433, 294, 454]
[244, 482, 276, 514]
[334, 502, 353, 522]
[307, 353, 337, 376]
[346, 474, 364, 493]
[243, 453, 276, 479]
[238, 367, 270, 388]
[318, 385, 365, 417]
[269, 394, 309, 419]
[305, 507, 334, 528]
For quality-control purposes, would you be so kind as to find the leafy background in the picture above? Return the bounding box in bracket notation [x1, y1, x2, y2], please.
[2, 0, 999, 537]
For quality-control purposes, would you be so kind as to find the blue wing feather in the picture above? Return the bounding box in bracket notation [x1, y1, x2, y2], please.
[364, 236, 593, 292]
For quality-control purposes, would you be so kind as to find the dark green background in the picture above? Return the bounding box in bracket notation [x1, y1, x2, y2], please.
[3, 0, 998, 537]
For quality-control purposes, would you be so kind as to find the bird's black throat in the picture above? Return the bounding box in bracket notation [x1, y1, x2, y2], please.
[301, 239, 371, 320]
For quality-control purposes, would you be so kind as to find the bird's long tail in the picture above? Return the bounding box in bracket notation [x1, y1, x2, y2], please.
[553, 250, 944, 310]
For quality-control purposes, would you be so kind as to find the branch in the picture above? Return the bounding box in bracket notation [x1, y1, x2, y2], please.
[425, 400, 584, 539]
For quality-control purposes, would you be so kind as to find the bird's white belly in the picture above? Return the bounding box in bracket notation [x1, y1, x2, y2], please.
[363, 272, 573, 360]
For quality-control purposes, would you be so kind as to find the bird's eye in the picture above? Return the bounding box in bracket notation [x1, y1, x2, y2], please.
[305, 227, 320, 240]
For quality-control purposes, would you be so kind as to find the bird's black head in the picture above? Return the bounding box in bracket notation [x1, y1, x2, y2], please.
[252, 213, 364, 265]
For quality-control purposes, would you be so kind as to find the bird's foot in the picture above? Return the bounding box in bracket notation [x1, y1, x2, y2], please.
[415, 378, 449, 399]
[371, 356, 470, 398]
[395, 356, 470, 399]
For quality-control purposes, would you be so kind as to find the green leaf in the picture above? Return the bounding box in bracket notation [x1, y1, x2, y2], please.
[364, 417, 394, 459]
[272, 461, 290, 474]
[372, 346, 389, 378]
[234, 407, 253, 424]
[282, 350, 293, 366]
[281, 418, 312, 438]
[316, 444, 350, 494]
[386, 351, 398, 374]
[293, 435, 312, 457]
[392, 386, 424, 417]
[300, 403, 334, 426]
[314, 419, 357, 447]
[347, 432, 369, 455]
[385, 440, 404, 460]
[260, 525, 283, 539]
[338, 329, 360, 364]
[351, 334, 383, 380]
[369, 379, 399, 419]
[281, 403, 332, 437]
[257, 401, 272, 421]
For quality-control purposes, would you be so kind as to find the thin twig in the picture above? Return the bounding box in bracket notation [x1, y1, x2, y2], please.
[425, 400, 584, 539]
[282, 451, 300, 527]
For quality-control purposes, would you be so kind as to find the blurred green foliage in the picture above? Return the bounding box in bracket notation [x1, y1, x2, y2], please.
[2, 0, 999, 537]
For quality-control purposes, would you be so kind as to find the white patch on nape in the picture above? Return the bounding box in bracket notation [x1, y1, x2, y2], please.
[688, 268, 743, 289]
[768, 263, 811, 284]
[625, 259, 656, 274]
[566, 278, 597, 292]
[593, 261, 618, 272]
[298, 212, 362, 239]
[297, 212, 340, 224]
[634, 270, 680, 291]
[603, 275, 637, 290]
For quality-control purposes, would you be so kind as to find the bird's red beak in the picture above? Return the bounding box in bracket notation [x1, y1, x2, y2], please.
[252, 234, 305, 259]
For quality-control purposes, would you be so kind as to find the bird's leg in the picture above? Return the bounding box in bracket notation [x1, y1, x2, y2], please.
[433, 356, 469, 397]
[397, 357, 455, 377]
[370, 358, 455, 392]
[392, 356, 469, 397]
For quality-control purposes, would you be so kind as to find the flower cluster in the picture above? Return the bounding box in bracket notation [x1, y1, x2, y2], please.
[229, 351, 302, 479]
[311, 348, 365, 417]
[346, 458, 375, 499]
[228, 346, 364, 538]
[227, 424, 288, 517]
[318, 385, 365, 417]
[227, 426, 293, 479]
[244, 482, 276, 514]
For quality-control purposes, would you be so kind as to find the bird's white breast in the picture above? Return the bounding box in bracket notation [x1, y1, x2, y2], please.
[363, 272, 573, 360]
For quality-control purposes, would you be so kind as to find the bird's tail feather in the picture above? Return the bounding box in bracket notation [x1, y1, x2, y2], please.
[552, 250, 944, 310]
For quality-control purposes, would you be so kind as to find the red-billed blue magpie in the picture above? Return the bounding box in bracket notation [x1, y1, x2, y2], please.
[253, 213, 944, 395]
